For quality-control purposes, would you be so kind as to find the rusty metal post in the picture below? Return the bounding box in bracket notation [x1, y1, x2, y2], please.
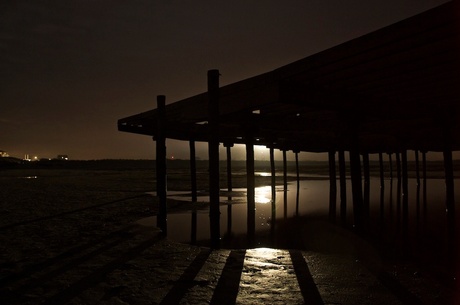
[208, 69, 220, 249]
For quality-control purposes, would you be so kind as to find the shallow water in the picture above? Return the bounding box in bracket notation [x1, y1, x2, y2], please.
[144, 174, 460, 251]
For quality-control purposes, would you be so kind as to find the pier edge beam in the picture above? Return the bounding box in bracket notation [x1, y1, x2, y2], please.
[208, 69, 220, 249]
[155, 95, 167, 234]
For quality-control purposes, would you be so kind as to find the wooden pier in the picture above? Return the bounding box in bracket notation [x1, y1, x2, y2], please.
[119, 2, 459, 248]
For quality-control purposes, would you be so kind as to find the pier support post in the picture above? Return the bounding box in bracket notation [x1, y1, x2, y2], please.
[270, 146, 276, 224]
[349, 150, 364, 230]
[338, 150, 347, 225]
[396, 152, 402, 226]
[246, 138, 256, 244]
[295, 151, 300, 216]
[225, 143, 234, 236]
[379, 152, 385, 224]
[328, 151, 337, 222]
[444, 149, 455, 232]
[362, 152, 370, 219]
[155, 95, 167, 234]
[422, 151, 427, 219]
[208, 69, 220, 249]
[283, 149, 288, 219]
[189, 140, 197, 243]
[190, 140, 197, 202]
[401, 150, 409, 238]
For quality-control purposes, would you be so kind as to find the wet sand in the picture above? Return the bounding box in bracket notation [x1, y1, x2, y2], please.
[0, 167, 458, 304]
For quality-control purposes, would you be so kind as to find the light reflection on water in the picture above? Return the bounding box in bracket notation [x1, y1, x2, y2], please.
[142, 177, 460, 249]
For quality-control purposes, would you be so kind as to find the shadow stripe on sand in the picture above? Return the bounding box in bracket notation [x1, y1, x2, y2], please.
[210, 250, 246, 305]
[159, 248, 212, 305]
[289, 249, 324, 305]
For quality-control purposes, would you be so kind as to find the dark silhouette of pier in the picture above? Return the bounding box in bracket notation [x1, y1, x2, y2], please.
[117, 2, 460, 303]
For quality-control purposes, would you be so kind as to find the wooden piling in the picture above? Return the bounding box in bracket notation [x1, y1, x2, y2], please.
[379, 152, 385, 224]
[401, 150, 409, 236]
[395, 152, 401, 232]
[444, 149, 455, 233]
[155, 95, 167, 234]
[414, 150, 421, 224]
[246, 139, 256, 243]
[396, 152, 402, 224]
[189, 140, 197, 244]
[328, 151, 337, 222]
[338, 150, 347, 225]
[295, 151, 300, 216]
[349, 150, 363, 230]
[189, 140, 197, 202]
[388, 153, 393, 181]
[283, 150, 288, 219]
[270, 146, 276, 222]
[208, 69, 220, 249]
[422, 151, 427, 217]
[225, 143, 233, 235]
[415, 150, 420, 186]
[362, 152, 370, 218]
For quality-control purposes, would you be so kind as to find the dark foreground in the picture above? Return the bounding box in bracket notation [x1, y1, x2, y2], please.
[0, 167, 458, 304]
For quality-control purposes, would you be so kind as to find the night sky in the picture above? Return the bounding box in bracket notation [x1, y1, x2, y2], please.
[1, 0, 451, 160]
